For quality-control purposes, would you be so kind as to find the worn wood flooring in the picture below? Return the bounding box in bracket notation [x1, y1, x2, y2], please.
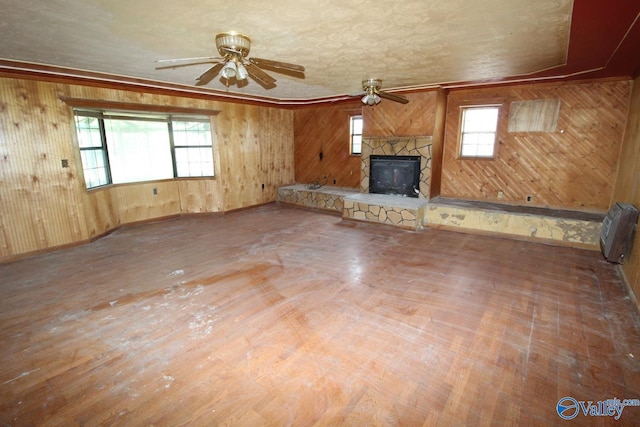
[1, 203, 639, 426]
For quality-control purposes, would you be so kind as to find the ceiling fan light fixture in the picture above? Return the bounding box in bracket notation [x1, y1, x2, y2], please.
[221, 61, 238, 79]
[362, 78, 384, 105]
[362, 94, 377, 105]
[236, 62, 249, 80]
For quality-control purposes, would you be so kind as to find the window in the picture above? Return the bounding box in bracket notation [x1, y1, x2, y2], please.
[459, 106, 500, 158]
[350, 115, 363, 155]
[172, 119, 215, 177]
[74, 110, 213, 189]
[75, 115, 111, 188]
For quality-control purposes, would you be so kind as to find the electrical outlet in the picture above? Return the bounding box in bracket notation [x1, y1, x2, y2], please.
[526, 195, 532, 202]
[61, 159, 69, 168]
[153, 188, 158, 195]
[497, 190, 504, 199]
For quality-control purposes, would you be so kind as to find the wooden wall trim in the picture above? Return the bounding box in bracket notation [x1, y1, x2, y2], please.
[0, 239, 91, 265]
[60, 97, 220, 116]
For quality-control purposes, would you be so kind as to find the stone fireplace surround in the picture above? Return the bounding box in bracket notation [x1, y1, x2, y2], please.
[360, 136, 433, 199]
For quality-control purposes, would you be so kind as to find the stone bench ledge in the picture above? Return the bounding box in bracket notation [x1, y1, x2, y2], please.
[426, 197, 604, 248]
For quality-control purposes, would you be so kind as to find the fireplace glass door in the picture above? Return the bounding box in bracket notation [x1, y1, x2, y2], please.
[369, 155, 421, 198]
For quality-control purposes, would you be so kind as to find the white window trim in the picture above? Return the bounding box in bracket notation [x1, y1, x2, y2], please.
[350, 115, 363, 156]
[458, 105, 501, 159]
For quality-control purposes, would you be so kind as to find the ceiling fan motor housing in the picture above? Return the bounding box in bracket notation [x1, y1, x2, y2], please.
[363, 78, 382, 92]
[216, 32, 251, 57]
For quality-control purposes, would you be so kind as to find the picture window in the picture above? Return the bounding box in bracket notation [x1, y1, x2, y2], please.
[74, 110, 214, 189]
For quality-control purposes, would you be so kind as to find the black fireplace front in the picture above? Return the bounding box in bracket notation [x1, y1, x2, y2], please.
[369, 155, 421, 198]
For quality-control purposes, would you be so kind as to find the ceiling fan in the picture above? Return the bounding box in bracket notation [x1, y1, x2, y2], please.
[359, 79, 409, 105]
[155, 32, 305, 89]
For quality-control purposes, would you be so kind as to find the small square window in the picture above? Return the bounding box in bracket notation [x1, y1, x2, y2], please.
[460, 106, 500, 158]
[350, 115, 363, 155]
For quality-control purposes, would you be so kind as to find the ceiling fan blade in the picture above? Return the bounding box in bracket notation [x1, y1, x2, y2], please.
[245, 63, 277, 89]
[156, 56, 222, 64]
[195, 63, 225, 86]
[249, 57, 305, 73]
[378, 91, 409, 104]
[155, 60, 221, 70]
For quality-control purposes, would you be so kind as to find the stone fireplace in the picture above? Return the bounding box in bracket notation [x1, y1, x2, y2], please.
[278, 135, 433, 231]
[360, 136, 433, 199]
[369, 155, 421, 198]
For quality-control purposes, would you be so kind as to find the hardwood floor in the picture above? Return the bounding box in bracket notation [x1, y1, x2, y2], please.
[1, 203, 639, 426]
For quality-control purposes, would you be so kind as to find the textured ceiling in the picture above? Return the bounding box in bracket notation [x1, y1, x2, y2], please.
[0, 0, 630, 103]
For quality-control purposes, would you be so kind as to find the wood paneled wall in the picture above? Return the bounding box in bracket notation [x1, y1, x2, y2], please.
[115, 181, 182, 225]
[258, 107, 295, 202]
[363, 91, 440, 137]
[0, 76, 294, 261]
[440, 80, 631, 211]
[293, 91, 445, 190]
[0, 78, 88, 257]
[429, 90, 448, 197]
[217, 103, 294, 211]
[612, 76, 640, 308]
[293, 101, 362, 188]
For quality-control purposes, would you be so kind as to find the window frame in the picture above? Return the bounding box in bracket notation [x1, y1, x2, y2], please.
[73, 109, 214, 189]
[458, 105, 501, 159]
[75, 111, 112, 188]
[349, 114, 363, 156]
[170, 118, 216, 178]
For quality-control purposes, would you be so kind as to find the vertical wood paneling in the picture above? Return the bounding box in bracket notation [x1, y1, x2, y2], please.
[218, 103, 262, 211]
[0, 76, 295, 261]
[217, 103, 294, 212]
[440, 80, 631, 211]
[293, 101, 362, 188]
[115, 181, 181, 224]
[429, 89, 448, 197]
[612, 76, 640, 306]
[0, 78, 88, 257]
[178, 180, 223, 213]
[259, 107, 295, 202]
[84, 188, 120, 238]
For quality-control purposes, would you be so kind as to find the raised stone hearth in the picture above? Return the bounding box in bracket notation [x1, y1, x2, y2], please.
[276, 185, 358, 213]
[343, 193, 427, 230]
[277, 185, 426, 230]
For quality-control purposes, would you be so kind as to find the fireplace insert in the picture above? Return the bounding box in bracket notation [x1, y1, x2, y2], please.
[369, 155, 421, 198]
